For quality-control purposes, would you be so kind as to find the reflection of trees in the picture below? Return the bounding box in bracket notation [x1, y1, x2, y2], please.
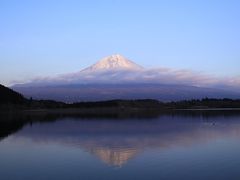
[1, 111, 240, 167]
[1, 109, 240, 141]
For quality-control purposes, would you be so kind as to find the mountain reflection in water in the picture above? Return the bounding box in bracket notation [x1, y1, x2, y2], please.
[1, 111, 240, 167]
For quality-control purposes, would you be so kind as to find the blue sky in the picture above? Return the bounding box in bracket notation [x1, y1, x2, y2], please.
[0, 0, 239, 85]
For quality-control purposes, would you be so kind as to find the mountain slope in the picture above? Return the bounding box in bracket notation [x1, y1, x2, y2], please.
[0, 84, 26, 104]
[13, 83, 240, 102]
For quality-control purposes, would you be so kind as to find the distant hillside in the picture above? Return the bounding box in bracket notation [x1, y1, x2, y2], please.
[1, 83, 240, 110]
[14, 83, 240, 103]
[0, 84, 26, 104]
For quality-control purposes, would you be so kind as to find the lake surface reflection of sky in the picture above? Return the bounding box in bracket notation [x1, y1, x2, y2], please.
[1, 113, 240, 180]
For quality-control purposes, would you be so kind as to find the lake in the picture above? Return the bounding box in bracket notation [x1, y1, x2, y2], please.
[1, 111, 240, 180]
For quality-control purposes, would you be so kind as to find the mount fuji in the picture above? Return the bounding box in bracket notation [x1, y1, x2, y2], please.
[13, 54, 240, 102]
[82, 54, 143, 72]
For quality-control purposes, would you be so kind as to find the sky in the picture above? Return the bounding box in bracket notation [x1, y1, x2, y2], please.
[0, 0, 240, 86]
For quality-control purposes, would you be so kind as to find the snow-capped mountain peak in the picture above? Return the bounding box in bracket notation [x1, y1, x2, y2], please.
[82, 54, 143, 72]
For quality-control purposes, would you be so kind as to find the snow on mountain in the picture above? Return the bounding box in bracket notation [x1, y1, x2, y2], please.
[81, 54, 143, 72]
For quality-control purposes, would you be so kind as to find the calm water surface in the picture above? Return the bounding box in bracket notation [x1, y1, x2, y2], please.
[1, 111, 240, 180]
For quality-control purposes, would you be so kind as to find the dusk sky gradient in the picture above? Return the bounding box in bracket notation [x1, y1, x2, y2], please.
[0, 0, 239, 86]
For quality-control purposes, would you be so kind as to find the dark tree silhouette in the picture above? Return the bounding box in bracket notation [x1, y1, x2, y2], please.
[0, 84, 26, 104]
